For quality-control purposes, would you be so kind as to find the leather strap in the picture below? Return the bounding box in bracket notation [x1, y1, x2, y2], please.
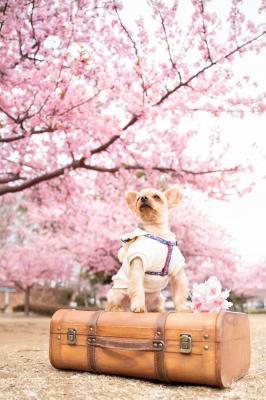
[87, 337, 165, 351]
[154, 312, 170, 382]
[87, 310, 102, 373]
[87, 310, 170, 381]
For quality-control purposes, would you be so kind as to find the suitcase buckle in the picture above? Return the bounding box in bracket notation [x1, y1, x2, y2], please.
[153, 340, 164, 351]
[179, 333, 192, 354]
[67, 328, 77, 345]
[88, 335, 97, 345]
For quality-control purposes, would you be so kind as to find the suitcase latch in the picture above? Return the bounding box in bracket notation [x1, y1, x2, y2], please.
[67, 328, 77, 345]
[179, 333, 192, 354]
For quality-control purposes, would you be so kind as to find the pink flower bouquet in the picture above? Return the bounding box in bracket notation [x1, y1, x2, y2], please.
[191, 276, 233, 313]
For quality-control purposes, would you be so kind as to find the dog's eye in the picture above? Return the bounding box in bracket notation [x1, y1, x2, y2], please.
[153, 194, 160, 200]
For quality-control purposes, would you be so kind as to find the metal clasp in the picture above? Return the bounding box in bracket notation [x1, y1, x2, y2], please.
[67, 328, 77, 345]
[179, 333, 192, 354]
[87, 335, 97, 345]
[153, 340, 164, 351]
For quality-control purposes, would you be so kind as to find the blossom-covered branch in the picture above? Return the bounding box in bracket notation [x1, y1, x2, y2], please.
[0, 0, 265, 198]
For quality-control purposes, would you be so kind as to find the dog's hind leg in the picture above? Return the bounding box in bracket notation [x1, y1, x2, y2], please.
[146, 292, 165, 312]
[105, 288, 129, 311]
[170, 267, 189, 311]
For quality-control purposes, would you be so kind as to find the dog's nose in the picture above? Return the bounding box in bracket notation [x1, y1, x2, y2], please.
[140, 196, 148, 203]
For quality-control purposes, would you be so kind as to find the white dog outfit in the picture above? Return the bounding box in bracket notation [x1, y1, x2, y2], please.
[112, 228, 185, 293]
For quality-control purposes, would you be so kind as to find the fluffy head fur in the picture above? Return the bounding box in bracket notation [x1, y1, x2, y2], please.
[125, 185, 181, 225]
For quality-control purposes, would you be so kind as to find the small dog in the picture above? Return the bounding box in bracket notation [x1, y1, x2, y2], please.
[105, 185, 188, 313]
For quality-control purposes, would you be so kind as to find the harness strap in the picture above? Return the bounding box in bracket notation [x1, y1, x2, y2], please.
[144, 233, 178, 246]
[144, 234, 177, 277]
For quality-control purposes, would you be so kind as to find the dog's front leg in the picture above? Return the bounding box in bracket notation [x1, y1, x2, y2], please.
[170, 267, 189, 311]
[128, 257, 146, 313]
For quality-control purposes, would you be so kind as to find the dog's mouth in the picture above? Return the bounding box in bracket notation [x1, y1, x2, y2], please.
[139, 203, 154, 211]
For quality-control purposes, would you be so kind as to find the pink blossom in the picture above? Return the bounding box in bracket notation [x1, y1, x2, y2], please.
[191, 276, 233, 313]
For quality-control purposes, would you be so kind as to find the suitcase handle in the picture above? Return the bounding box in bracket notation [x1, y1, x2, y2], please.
[88, 335, 165, 352]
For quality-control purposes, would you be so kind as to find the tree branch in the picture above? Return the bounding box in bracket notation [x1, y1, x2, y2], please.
[0, 127, 56, 143]
[158, 10, 176, 69]
[0, 173, 25, 184]
[155, 30, 266, 106]
[0, 160, 241, 196]
[83, 164, 178, 174]
[56, 91, 101, 117]
[199, 0, 213, 63]
[181, 166, 239, 175]
[90, 114, 139, 155]
[0, 158, 85, 195]
[1, 22, 264, 196]
[113, 1, 147, 101]
[0, 0, 9, 33]
[90, 135, 121, 156]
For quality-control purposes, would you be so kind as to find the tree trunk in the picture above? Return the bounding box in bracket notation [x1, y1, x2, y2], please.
[83, 289, 89, 307]
[24, 286, 31, 316]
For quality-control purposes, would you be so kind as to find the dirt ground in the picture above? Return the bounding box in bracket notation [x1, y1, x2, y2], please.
[0, 314, 265, 400]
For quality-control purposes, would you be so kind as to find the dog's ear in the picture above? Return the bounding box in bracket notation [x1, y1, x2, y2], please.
[125, 191, 138, 212]
[164, 185, 181, 208]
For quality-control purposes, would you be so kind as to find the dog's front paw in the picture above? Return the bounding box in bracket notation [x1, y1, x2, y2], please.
[131, 304, 146, 313]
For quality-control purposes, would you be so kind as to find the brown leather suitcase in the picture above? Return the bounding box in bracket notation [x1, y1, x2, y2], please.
[49, 309, 250, 387]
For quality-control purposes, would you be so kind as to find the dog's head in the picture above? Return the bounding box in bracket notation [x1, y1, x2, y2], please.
[125, 186, 181, 224]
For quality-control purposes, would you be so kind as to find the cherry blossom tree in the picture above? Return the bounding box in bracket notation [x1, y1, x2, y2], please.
[172, 195, 239, 288]
[0, 195, 74, 314]
[6, 184, 238, 295]
[232, 260, 266, 298]
[0, 0, 265, 199]
[1, 1, 265, 310]
[0, 242, 72, 315]
[1, 179, 258, 310]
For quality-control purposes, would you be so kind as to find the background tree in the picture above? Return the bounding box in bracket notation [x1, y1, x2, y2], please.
[0, 195, 73, 314]
[0, 185, 239, 303]
[232, 260, 266, 298]
[0, 1, 265, 308]
[0, 0, 265, 197]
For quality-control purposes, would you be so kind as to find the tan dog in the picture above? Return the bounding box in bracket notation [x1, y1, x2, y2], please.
[105, 186, 188, 313]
